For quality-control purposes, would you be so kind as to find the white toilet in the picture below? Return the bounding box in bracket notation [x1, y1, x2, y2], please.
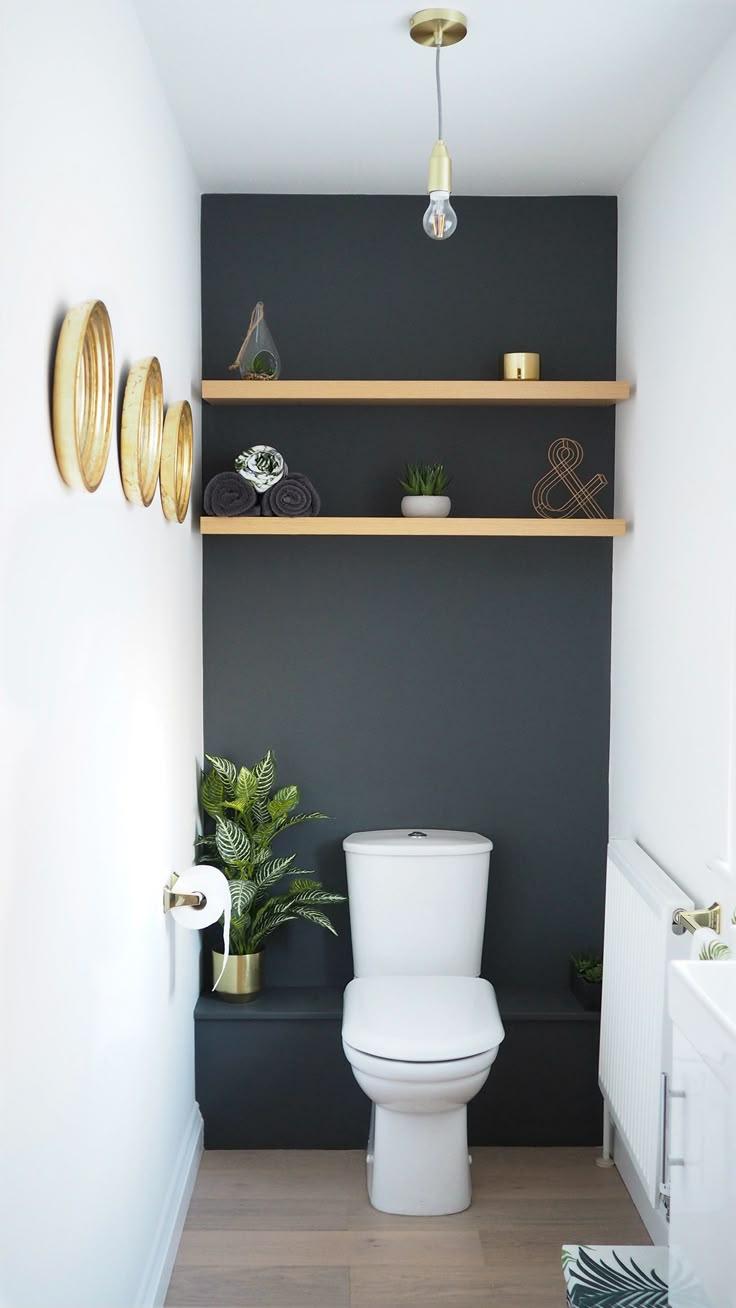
[341, 828, 504, 1216]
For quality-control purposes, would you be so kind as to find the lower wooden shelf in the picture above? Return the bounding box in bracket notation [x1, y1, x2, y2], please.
[200, 516, 626, 537]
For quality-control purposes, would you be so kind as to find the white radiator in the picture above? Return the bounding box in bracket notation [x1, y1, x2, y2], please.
[599, 839, 693, 1207]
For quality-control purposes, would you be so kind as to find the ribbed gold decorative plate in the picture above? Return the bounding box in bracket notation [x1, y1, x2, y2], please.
[160, 399, 193, 523]
[121, 356, 164, 506]
[52, 299, 115, 491]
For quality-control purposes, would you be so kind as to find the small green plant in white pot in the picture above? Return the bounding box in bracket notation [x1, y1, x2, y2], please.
[400, 463, 451, 518]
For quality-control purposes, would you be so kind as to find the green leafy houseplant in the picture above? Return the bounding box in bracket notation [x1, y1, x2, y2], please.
[196, 750, 345, 956]
[400, 462, 451, 495]
[570, 953, 603, 1012]
[570, 954, 603, 984]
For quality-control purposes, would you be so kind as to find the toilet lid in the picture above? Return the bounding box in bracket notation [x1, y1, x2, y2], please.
[342, 975, 504, 1062]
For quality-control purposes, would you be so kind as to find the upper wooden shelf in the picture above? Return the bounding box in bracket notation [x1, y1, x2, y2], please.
[201, 517, 626, 538]
[201, 380, 630, 407]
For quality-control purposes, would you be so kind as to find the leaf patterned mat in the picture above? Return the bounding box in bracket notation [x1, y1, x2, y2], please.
[561, 1246, 669, 1308]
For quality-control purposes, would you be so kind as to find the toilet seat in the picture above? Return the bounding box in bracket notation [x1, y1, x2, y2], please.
[342, 975, 504, 1063]
[342, 1042, 497, 1088]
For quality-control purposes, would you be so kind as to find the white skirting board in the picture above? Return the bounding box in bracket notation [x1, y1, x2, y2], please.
[613, 1122, 669, 1247]
[134, 1101, 203, 1308]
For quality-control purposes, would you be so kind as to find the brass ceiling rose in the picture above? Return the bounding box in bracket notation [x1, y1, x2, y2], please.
[409, 8, 467, 46]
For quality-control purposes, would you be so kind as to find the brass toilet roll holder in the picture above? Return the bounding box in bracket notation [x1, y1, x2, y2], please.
[162, 872, 207, 914]
[671, 902, 722, 935]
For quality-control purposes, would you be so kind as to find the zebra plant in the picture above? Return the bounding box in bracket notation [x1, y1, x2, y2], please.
[196, 750, 345, 955]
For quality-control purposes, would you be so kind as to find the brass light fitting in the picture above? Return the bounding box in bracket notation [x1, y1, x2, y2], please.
[427, 140, 452, 194]
[410, 8, 468, 241]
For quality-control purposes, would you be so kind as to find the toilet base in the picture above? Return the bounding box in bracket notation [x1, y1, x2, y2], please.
[367, 1103, 472, 1216]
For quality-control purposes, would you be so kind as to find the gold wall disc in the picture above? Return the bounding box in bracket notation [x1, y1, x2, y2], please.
[160, 399, 193, 523]
[121, 357, 164, 506]
[410, 8, 467, 46]
[52, 299, 115, 491]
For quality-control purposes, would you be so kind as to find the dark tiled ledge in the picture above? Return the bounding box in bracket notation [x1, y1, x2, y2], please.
[194, 985, 600, 1023]
[195, 987, 344, 1021]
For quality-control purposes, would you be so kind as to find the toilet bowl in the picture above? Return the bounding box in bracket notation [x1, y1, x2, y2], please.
[342, 974, 504, 1215]
[341, 830, 505, 1216]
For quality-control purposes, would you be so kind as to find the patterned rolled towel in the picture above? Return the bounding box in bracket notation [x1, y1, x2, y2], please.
[204, 471, 261, 516]
[261, 473, 321, 517]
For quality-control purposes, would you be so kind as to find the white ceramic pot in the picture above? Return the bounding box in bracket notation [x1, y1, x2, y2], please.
[401, 495, 451, 518]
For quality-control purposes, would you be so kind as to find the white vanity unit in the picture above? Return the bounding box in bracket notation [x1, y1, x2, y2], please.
[668, 962, 736, 1308]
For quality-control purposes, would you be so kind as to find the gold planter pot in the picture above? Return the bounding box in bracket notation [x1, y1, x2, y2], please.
[212, 951, 262, 1002]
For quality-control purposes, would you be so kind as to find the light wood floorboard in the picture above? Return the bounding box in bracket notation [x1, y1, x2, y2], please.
[166, 1147, 649, 1308]
[175, 1229, 484, 1268]
[350, 1265, 563, 1307]
[166, 1265, 349, 1308]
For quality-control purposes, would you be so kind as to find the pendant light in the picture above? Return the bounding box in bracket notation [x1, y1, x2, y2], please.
[410, 8, 468, 241]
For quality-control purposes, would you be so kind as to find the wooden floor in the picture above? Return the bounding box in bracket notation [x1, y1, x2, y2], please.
[166, 1148, 649, 1307]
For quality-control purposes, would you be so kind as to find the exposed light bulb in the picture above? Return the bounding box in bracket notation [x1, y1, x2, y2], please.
[423, 189, 457, 240]
[423, 138, 456, 241]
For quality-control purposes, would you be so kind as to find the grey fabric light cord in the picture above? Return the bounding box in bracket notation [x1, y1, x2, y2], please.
[436, 45, 443, 140]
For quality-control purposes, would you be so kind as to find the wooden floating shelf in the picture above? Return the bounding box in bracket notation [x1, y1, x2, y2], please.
[201, 517, 627, 538]
[201, 379, 631, 407]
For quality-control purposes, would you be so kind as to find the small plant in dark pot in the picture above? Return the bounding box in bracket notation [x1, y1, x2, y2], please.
[196, 751, 345, 1001]
[570, 953, 603, 1011]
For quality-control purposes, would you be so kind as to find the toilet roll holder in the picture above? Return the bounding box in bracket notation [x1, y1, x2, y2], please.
[162, 872, 207, 914]
[671, 902, 721, 935]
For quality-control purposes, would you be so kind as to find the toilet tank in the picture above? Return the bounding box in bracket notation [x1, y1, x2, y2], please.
[343, 829, 492, 977]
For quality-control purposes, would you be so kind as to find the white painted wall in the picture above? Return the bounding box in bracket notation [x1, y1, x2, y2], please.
[612, 30, 736, 932]
[0, 2, 203, 1305]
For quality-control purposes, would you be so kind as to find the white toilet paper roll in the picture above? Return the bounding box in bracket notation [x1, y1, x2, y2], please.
[170, 865, 231, 990]
[690, 926, 731, 960]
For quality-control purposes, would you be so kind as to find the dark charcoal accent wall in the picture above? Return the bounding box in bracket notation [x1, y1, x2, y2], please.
[194, 992, 602, 1149]
[202, 196, 616, 383]
[201, 194, 617, 998]
[200, 195, 616, 1147]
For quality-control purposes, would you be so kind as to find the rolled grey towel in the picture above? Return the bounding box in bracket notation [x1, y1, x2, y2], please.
[204, 471, 260, 517]
[261, 472, 321, 517]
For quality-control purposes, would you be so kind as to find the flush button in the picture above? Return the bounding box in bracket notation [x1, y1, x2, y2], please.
[408, 830, 428, 838]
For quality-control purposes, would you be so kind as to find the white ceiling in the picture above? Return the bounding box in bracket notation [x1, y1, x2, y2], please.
[134, 0, 736, 194]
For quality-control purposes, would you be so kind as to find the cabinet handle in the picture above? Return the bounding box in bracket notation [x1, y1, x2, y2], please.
[668, 1157, 685, 1167]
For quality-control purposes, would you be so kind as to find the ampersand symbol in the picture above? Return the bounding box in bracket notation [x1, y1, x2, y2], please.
[532, 437, 608, 519]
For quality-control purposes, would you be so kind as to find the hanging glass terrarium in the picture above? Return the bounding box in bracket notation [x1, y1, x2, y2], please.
[229, 302, 281, 380]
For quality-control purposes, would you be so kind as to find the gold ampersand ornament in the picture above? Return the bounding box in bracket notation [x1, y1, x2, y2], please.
[532, 437, 608, 519]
